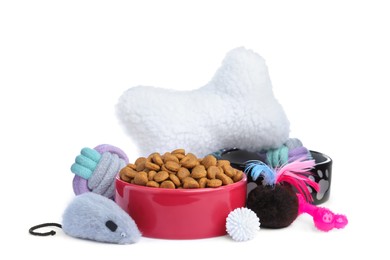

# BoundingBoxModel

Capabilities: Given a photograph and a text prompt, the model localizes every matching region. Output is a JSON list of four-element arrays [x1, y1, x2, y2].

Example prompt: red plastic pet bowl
[[115, 175, 247, 239]]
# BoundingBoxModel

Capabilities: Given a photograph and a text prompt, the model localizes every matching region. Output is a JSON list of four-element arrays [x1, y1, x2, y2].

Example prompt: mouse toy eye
[[105, 220, 118, 232]]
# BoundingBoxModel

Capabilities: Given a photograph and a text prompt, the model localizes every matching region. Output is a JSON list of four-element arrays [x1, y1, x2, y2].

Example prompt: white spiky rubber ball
[[226, 207, 260, 242]]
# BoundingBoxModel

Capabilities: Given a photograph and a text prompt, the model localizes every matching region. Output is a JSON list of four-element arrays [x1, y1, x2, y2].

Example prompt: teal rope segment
[[71, 148, 102, 179], [266, 145, 289, 168], [75, 154, 98, 171], [279, 145, 289, 165], [81, 147, 101, 162], [71, 163, 93, 179]]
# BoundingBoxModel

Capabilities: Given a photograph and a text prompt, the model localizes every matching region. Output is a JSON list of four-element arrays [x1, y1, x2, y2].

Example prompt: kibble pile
[[119, 149, 244, 189]]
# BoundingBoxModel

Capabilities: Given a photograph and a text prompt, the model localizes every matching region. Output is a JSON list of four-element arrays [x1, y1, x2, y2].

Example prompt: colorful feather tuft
[[244, 160, 276, 186], [276, 157, 319, 202]]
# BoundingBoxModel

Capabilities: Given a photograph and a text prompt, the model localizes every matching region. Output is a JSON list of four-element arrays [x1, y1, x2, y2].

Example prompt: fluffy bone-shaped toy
[[116, 47, 290, 157]]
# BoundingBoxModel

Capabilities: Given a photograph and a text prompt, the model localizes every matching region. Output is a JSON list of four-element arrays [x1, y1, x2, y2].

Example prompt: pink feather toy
[[245, 157, 348, 231]]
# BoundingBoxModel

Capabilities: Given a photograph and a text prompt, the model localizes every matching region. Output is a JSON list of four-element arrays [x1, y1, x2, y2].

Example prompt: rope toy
[[70, 144, 129, 200]]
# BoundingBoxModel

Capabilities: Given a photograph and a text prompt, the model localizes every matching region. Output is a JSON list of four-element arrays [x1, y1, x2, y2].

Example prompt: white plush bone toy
[[116, 47, 290, 157]]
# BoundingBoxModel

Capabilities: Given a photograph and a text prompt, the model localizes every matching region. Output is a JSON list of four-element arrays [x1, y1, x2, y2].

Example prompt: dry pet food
[[119, 149, 244, 189]]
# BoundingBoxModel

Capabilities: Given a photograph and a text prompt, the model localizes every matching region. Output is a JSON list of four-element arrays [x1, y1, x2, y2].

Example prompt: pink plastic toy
[[297, 194, 348, 231]]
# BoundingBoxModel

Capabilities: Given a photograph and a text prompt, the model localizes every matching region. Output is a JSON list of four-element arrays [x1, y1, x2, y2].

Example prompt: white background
[[1, 0, 388, 259]]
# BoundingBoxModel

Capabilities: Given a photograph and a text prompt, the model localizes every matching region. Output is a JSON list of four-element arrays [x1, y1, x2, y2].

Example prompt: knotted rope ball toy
[[70, 144, 129, 200]]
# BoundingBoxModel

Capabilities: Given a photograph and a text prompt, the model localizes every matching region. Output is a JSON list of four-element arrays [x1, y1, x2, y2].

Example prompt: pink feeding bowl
[[115, 175, 247, 239]]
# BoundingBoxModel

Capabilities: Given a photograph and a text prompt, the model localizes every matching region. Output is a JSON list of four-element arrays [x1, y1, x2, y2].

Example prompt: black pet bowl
[[212, 148, 332, 205]]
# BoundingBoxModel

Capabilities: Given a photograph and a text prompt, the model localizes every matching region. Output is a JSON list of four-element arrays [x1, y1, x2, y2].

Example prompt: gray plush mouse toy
[[29, 192, 141, 244]]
